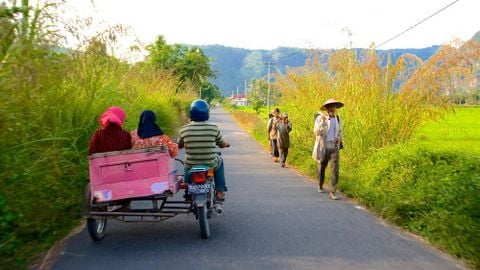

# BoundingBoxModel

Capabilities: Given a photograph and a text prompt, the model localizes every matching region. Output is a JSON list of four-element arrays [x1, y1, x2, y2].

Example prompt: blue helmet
[[189, 99, 209, 121]]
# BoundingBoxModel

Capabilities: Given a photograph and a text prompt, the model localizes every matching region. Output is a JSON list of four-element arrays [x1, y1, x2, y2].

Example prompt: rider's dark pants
[[184, 156, 228, 192], [213, 156, 227, 192]]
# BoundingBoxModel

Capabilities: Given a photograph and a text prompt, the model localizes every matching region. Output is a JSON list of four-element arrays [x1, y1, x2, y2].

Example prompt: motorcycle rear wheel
[[197, 205, 210, 239]]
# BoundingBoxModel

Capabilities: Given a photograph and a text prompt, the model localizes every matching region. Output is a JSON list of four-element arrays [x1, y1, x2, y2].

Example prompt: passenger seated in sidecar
[[87, 107, 181, 203], [89, 106, 132, 155], [130, 110, 178, 158]]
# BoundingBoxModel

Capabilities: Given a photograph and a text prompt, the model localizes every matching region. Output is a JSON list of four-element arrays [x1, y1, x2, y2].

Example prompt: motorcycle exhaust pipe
[[215, 205, 224, 216]]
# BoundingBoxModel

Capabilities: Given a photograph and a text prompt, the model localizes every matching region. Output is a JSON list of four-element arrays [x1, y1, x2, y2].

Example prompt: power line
[[375, 0, 460, 49]]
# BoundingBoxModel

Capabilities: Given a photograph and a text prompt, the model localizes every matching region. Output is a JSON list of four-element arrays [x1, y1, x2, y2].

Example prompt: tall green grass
[[232, 106, 480, 268], [0, 3, 194, 269], [275, 49, 455, 172], [341, 145, 480, 268]]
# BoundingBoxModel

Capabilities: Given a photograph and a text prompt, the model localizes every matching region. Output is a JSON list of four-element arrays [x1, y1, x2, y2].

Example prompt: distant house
[[230, 94, 248, 106]]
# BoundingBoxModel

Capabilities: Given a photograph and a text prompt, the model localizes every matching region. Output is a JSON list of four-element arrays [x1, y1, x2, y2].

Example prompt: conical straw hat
[[320, 98, 344, 111]]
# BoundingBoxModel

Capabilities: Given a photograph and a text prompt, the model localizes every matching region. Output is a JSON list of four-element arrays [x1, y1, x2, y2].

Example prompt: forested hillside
[[201, 45, 440, 95]]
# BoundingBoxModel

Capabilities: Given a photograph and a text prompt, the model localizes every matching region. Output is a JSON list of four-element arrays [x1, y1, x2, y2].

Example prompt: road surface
[[52, 109, 465, 270]]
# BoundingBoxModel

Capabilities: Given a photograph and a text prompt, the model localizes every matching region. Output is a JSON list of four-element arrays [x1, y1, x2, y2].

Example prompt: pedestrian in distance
[[267, 108, 281, 162], [312, 99, 344, 200], [276, 113, 292, 168], [267, 112, 274, 157]]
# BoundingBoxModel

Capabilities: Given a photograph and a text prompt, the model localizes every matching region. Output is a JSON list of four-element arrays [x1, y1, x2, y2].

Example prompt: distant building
[[230, 94, 248, 106]]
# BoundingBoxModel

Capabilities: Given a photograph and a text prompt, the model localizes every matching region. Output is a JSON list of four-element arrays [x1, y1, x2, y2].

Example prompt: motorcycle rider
[[178, 100, 230, 200]]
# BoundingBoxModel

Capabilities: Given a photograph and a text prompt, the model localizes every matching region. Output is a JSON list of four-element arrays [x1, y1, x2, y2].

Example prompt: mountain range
[[200, 30, 480, 96], [201, 45, 441, 96]]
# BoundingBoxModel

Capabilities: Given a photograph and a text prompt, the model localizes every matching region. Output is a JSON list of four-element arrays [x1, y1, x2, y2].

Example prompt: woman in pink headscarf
[[88, 106, 132, 155]]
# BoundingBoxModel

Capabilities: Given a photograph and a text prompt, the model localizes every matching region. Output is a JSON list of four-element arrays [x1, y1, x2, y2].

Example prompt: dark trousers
[[271, 139, 279, 157], [269, 140, 273, 156], [279, 147, 289, 164], [318, 142, 339, 192]]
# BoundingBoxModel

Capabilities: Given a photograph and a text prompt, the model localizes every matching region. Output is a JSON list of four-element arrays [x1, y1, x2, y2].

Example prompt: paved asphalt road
[[52, 109, 465, 270]]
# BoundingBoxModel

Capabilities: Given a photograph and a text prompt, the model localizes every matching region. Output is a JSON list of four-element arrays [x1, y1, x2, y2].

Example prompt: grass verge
[[0, 40, 193, 270], [228, 106, 480, 269]]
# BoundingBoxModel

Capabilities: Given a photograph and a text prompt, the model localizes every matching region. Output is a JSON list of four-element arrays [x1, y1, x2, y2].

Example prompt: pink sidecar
[[83, 146, 191, 241], [88, 146, 180, 202]]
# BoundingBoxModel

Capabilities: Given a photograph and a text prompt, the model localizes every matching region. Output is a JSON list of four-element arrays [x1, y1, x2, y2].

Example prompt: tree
[[200, 82, 222, 104], [175, 48, 215, 86], [147, 35, 176, 69], [248, 78, 280, 110], [146, 36, 216, 93], [248, 78, 268, 106]]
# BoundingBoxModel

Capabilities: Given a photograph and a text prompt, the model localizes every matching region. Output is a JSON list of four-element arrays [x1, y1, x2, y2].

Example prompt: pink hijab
[[99, 106, 126, 129]]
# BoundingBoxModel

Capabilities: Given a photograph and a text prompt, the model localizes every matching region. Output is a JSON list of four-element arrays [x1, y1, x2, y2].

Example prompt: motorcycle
[[185, 163, 224, 239], [83, 146, 226, 241]]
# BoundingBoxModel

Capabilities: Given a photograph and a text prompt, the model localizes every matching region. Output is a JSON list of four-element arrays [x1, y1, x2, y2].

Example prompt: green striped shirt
[[179, 121, 224, 168]]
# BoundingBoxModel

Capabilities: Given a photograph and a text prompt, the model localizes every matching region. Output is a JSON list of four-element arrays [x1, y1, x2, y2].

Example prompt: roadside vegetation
[[0, 2, 218, 268], [229, 42, 480, 268]]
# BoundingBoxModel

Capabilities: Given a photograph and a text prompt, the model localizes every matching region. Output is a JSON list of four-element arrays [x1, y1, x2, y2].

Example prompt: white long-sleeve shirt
[[312, 113, 342, 161]]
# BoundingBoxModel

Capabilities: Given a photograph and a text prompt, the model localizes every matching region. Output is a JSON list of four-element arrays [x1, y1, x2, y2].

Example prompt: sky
[[60, 0, 480, 50]]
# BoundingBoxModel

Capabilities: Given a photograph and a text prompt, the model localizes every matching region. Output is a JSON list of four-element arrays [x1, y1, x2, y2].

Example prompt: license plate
[[188, 184, 211, 193]]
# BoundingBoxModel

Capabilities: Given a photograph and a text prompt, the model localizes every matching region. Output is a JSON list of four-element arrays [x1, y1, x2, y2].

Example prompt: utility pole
[[264, 61, 275, 113], [244, 80, 248, 106]]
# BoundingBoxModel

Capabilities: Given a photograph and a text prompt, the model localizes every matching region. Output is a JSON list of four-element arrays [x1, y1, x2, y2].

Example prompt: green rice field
[[414, 107, 480, 153]]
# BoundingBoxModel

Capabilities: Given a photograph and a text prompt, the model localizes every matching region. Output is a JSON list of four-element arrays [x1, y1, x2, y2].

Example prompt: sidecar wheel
[[87, 218, 107, 241], [82, 183, 92, 217]]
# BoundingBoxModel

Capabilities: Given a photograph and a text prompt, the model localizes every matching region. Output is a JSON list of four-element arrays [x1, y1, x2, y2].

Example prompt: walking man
[[267, 112, 274, 157], [267, 108, 281, 162], [312, 99, 344, 200], [276, 113, 292, 168]]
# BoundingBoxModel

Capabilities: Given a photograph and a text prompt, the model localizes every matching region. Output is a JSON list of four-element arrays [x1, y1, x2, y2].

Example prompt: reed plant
[[275, 43, 479, 173], [230, 42, 480, 268], [0, 2, 194, 268]]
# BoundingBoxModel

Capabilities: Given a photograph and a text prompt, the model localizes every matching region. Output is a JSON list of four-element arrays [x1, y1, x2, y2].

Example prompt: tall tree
[[200, 82, 222, 104], [147, 35, 176, 69], [175, 48, 215, 86], [146, 36, 217, 94], [248, 78, 268, 106]]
